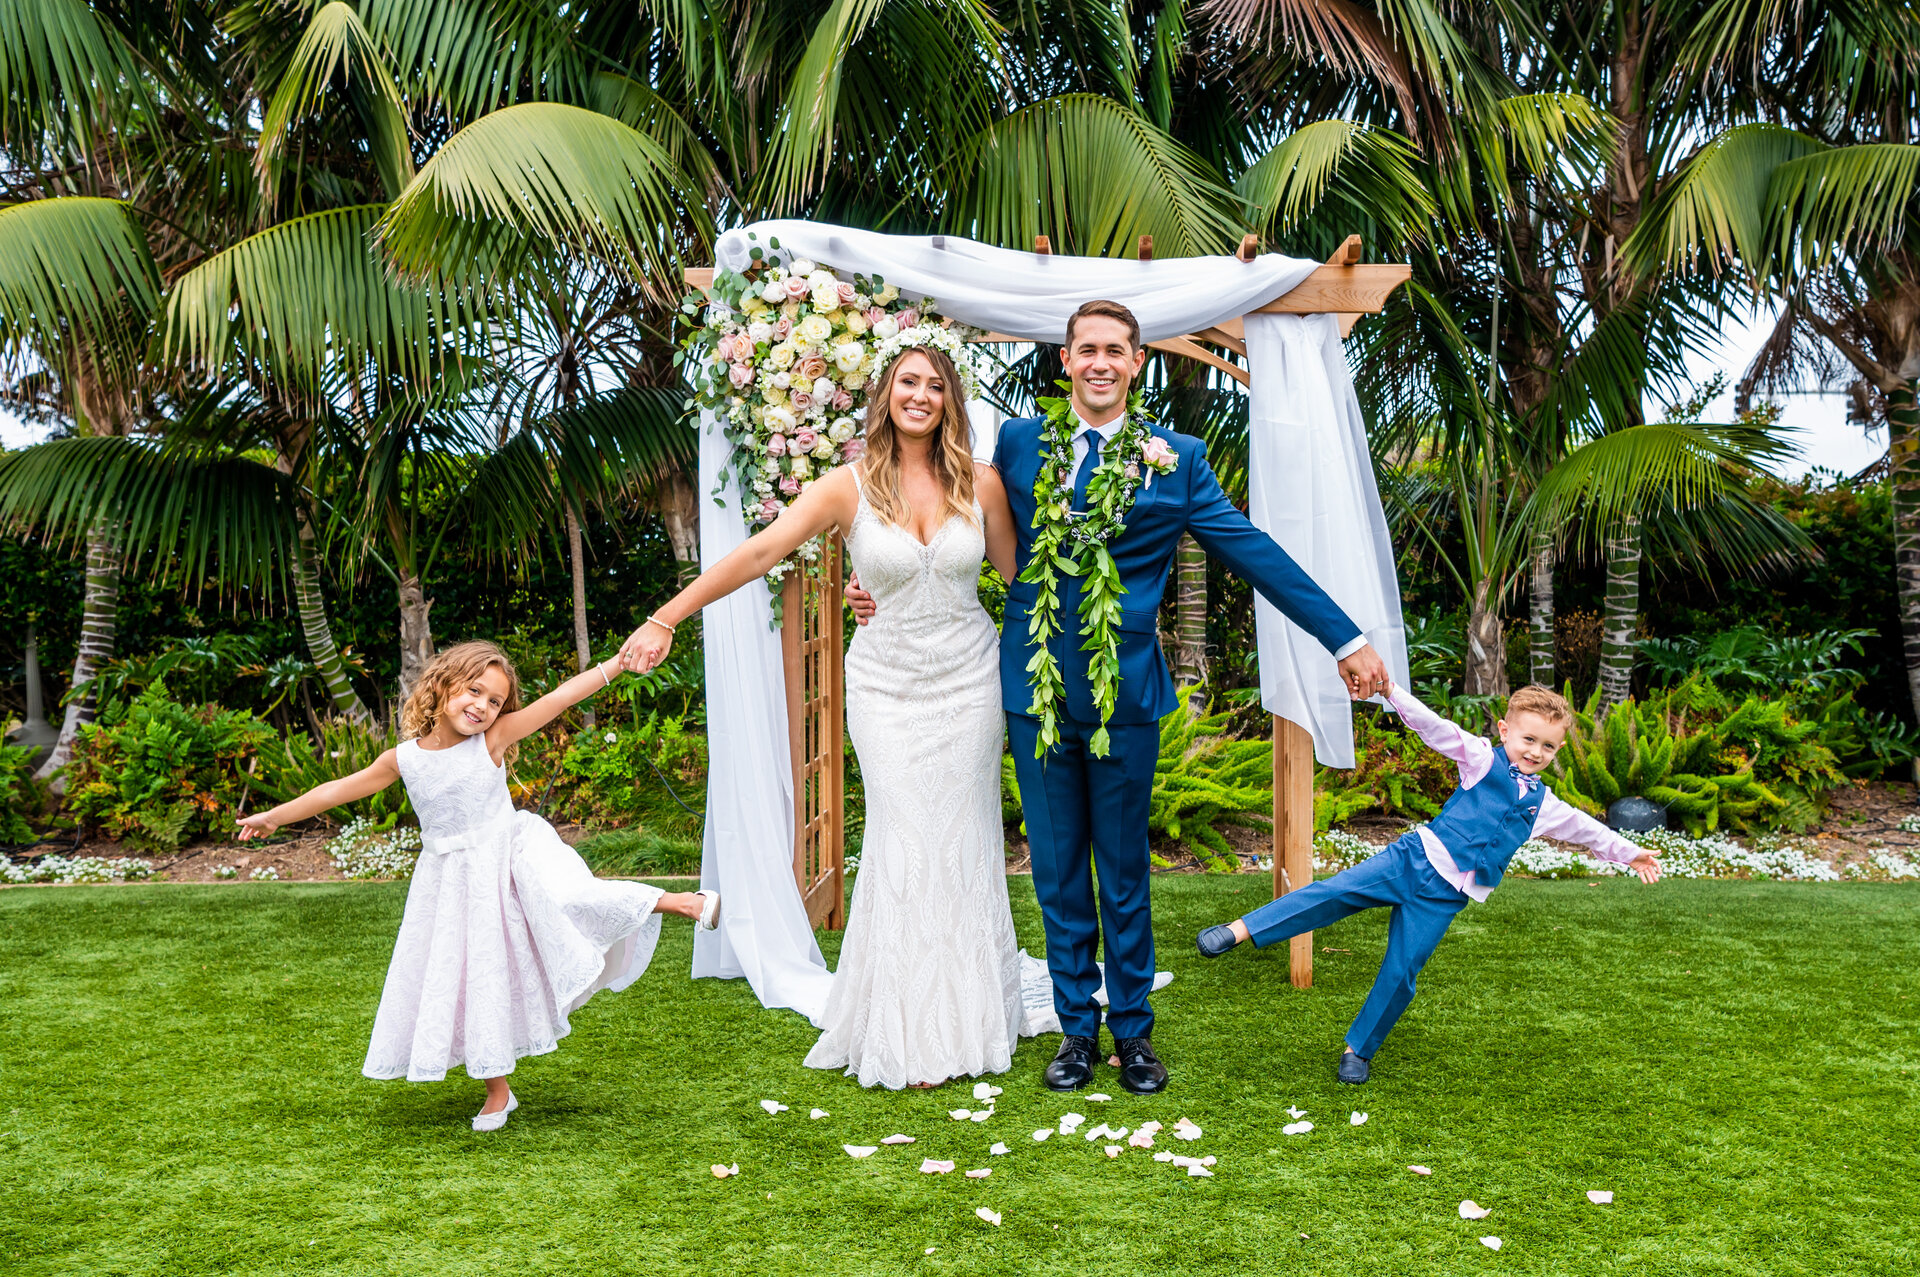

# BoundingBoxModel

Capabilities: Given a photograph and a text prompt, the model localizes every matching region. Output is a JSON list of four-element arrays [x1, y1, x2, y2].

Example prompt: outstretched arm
[[486, 657, 628, 757], [1383, 680, 1493, 786], [620, 466, 860, 671], [1182, 441, 1387, 698], [237, 749, 401, 837], [1534, 794, 1663, 884]]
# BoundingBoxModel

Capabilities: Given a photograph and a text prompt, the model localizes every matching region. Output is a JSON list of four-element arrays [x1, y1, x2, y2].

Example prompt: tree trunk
[[567, 504, 594, 729], [1464, 575, 1509, 697], [1528, 531, 1556, 688], [35, 524, 118, 785], [1596, 515, 1642, 712], [396, 574, 434, 705], [659, 461, 702, 587], [1173, 533, 1207, 708], [1889, 380, 1920, 739], [292, 516, 372, 724]]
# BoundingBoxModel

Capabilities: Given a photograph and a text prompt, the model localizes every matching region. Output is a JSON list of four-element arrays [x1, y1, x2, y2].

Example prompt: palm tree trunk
[[1173, 533, 1207, 707], [658, 461, 701, 588], [396, 574, 434, 705], [1888, 380, 1920, 738], [35, 524, 118, 784], [1596, 515, 1642, 712], [567, 504, 594, 729], [292, 518, 372, 724], [1464, 574, 1509, 697], [1528, 531, 1556, 687]]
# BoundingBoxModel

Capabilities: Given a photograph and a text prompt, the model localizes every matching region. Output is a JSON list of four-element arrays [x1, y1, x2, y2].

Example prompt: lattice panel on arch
[[781, 542, 846, 931]]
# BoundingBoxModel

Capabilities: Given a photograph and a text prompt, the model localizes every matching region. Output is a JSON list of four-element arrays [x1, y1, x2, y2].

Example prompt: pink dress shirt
[[1385, 685, 1644, 902]]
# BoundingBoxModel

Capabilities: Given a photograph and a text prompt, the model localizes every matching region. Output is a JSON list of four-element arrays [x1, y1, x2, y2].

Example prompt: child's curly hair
[[1504, 683, 1572, 726], [401, 641, 523, 760]]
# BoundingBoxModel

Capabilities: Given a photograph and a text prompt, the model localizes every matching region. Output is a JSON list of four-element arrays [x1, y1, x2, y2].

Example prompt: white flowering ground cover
[[3, 874, 1915, 1276]]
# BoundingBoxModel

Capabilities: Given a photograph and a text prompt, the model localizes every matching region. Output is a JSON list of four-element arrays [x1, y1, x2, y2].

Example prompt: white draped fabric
[[692, 222, 1406, 1013]]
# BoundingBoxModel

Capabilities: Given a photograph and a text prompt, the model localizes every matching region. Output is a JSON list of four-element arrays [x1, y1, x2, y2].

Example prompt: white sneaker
[[472, 1090, 518, 1132], [696, 889, 722, 931]]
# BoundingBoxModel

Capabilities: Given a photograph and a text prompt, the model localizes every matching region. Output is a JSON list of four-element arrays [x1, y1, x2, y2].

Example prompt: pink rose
[[783, 276, 810, 299], [793, 428, 818, 451], [714, 333, 735, 362], [789, 391, 814, 413], [864, 306, 885, 326], [897, 308, 921, 329], [837, 281, 858, 305], [728, 362, 754, 388], [759, 498, 783, 521], [1140, 437, 1177, 470], [797, 353, 829, 381], [779, 475, 802, 495], [766, 433, 787, 457], [840, 438, 865, 462], [772, 317, 794, 341], [831, 388, 853, 411]]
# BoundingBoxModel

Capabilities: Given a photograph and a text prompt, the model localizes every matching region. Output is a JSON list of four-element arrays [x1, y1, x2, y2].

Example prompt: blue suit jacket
[[994, 415, 1363, 725]]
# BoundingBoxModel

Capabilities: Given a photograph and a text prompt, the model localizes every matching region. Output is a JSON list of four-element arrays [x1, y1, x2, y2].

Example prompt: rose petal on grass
[[919, 1159, 955, 1174], [970, 1110, 992, 1123], [1187, 1164, 1214, 1177], [1349, 1112, 1368, 1126], [1139, 1121, 1164, 1135], [966, 1168, 991, 1179], [1172, 1118, 1203, 1141], [1587, 1190, 1614, 1205], [1459, 1201, 1492, 1220], [1282, 1121, 1313, 1135], [972, 1083, 1003, 1101], [990, 1142, 1009, 1155], [843, 1145, 878, 1158], [880, 1134, 916, 1145], [949, 1109, 973, 1121], [711, 1163, 739, 1178], [1408, 1165, 1432, 1175], [1153, 1151, 1175, 1163], [975, 1207, 1002, 1227], [809, 1108, 830, 1120], [1107, 1054, 1122, 1067], [759, 1100, 788, 1115], [1087, 1093, 1112, 1102], [1286, 1106, 1307, 1120], [1480, 1237, 1502, 1251], [1032, 1129, 1052, 1142], [1128, 1131, 1155, 1149], [1082, 1123, 1112, 1142], [1104, 1145, 1122, 1158]]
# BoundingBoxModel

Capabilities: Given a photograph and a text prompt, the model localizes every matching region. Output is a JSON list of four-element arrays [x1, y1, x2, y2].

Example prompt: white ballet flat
[[696, 889, 722, 931], [472, 1090, 518, 1132]]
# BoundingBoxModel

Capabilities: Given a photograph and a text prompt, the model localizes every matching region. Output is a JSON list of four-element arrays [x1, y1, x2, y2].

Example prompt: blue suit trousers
[[1238, 835, 1467, 1059], [1007, 712, 1160, 1041]]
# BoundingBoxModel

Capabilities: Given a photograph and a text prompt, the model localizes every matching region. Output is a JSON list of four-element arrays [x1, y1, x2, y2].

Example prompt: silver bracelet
[[597, 659, 612, 688]]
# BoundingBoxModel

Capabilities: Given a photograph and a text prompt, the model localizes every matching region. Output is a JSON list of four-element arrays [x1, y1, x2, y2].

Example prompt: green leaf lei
[[1018, 385, 1156, 759]]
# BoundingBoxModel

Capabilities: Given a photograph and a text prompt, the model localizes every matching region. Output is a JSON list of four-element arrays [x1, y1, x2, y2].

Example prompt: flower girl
[[237, 640, 719, 1130]]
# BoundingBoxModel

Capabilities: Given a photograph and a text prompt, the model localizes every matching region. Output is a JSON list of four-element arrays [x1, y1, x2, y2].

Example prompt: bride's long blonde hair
[[856, 346, 978, 529]]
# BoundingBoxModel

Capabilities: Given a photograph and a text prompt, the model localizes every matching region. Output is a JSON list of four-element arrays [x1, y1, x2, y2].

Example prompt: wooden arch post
[[684, 237, 1409, 948]]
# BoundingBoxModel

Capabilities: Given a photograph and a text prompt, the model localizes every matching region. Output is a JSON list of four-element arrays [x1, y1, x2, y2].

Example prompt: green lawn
[[2, 875, 1916, 1276]]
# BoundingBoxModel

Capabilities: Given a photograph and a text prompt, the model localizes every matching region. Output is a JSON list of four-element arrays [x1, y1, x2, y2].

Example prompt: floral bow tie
[[1509, 764, 1541, 792]]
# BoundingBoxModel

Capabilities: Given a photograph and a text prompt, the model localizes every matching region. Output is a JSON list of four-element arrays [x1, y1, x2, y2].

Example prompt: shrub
[[575, 828, 703, 877], [1146, 701, 1278, 872], [327, 816, 423, 880], [0, 735, 39, 843], [256, 717, 413, 825], [63, 684, 275, 853], [555, 713, 707, 835]]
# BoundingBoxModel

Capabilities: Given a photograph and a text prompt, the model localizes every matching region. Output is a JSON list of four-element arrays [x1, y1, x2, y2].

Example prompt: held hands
[[619, 617, 675, 674], [1336, 644, 1390, 702], [845, 572, 875, 626]]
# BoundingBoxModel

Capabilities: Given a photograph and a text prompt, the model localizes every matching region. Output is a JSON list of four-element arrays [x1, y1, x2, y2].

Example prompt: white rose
[[765, 405, 798, 432], [741, 295, 769, 315], [874, 283, 900, 304], [761, 457, 780, 477], [766, 342, 796, 370], [844, 311, 869, 334], [812, 376, 837, 401], [832, 341, 866, 372], [789, 455, 811, 479], [871, 316, 899, 341], [811, 436, 833, 459], [852, 292, 871, 309], [771, 371, 792, 389], [797, 314, 834, 345], [789, 258, 816, 276], [761, 278, 787, 303], [828, 418, 855, 444], [747, 321, 773, 343], [811, 285, 840, 313], [779, 297, 801, 320], [807, 269, 836, 292]]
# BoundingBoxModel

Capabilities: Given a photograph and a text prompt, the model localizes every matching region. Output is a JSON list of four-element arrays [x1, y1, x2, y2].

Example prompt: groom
[[853, 300, 1387, 1093]]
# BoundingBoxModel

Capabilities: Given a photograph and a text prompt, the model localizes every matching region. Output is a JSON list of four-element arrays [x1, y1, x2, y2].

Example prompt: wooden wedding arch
[[685, 234, 1409, 987]]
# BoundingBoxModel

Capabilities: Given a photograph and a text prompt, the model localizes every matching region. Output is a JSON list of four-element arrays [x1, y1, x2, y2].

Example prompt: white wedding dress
[[803, 478, 1028, 1089], [362, 731, 666, 1082]]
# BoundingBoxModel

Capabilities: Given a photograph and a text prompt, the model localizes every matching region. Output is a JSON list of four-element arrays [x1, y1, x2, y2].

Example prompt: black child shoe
[[1114, 1036, 1169, 1095], [1044, 1034, 1098, 1091], [1196, 924, 1241, 958], [1337, 1048, 1370, 1085]]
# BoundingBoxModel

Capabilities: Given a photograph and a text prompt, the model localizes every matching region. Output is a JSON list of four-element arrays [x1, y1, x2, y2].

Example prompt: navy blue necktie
[[1071, 431, 1103, 511]]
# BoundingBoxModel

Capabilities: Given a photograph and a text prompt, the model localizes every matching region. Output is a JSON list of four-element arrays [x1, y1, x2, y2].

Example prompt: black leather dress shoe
[[1113, 1036, 1168, 1094], [1044, 1035, 1098, 1090], [1196, 924, 1241, 957], [1337, 1048, 1370, 1084]]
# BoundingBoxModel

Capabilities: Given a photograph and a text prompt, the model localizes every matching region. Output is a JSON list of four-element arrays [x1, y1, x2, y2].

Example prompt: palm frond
[[1769, 142, 1920, 272], [0, 197, 158, 364], [1626, 122, 1825, 278], [374, 102, 707, 288], [356, 0, 589, 122], [0, 0, 143, 149], [1490, 92, 1616, 184], [944, 93, 1247, 257], [256, 1, 414, 199], [1235, 118, 1433, 246]]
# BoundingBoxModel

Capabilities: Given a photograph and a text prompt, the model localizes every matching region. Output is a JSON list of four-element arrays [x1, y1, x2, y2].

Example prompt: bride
[[619, 342, 1025, 1089]]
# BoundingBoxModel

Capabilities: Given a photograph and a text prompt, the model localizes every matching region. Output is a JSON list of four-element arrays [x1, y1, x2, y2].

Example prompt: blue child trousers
[[1237, 834, 1469, 1059]]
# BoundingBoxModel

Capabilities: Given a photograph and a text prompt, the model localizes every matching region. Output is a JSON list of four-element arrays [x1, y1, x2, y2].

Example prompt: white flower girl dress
[[362, 730, 666, 1082]]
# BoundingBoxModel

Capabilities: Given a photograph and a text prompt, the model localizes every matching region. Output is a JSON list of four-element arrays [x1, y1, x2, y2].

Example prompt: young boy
[[1196, 682, 1661, 1084]]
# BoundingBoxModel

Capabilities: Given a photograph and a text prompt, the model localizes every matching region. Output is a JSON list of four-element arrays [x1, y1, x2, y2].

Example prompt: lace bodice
[[397, 731, 514, 843], [843, 481, 996, 677]]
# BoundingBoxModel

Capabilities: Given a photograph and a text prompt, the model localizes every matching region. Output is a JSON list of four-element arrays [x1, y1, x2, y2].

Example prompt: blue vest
[[1425, 745, 1544, 890]]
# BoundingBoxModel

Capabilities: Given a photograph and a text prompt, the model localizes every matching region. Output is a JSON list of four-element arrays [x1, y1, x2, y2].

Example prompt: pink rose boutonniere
[[1138, 436, 1178, 487]]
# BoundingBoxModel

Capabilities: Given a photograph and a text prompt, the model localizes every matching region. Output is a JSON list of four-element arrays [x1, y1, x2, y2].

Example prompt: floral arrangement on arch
[[678, 235, 978, 581]]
